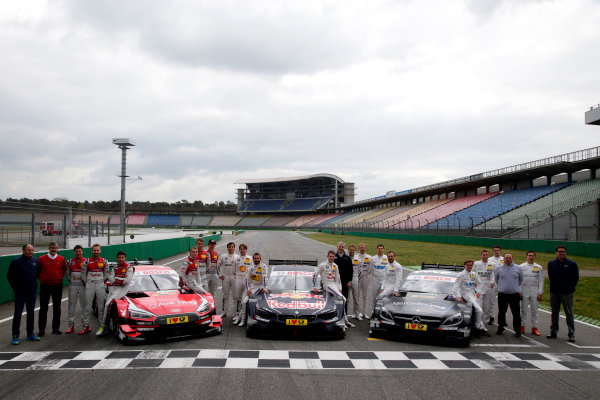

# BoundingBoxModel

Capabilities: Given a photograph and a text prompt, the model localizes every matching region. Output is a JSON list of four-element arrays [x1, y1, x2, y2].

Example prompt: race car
[[369, 264, 474, 346], [105, 264, 222, 343], [246, 261, 346, 339]]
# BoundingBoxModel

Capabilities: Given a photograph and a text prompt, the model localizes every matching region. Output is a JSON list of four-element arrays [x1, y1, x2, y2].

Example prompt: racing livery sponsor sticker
[[407, 275, 455, 282], [267, 300, 326, 309]]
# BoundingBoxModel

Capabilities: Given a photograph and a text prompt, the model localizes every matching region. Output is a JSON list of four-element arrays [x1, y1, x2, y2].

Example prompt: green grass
[[541, 277, 600, 322], [305, 232, 600, 269], [307, 232, 600, 322]]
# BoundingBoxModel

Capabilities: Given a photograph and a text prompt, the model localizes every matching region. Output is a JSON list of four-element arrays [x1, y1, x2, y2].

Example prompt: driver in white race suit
[[370, 244, 388, 303], [377, 251, 403, 298], [237, 252, 268, 327], [97, 251, 134, 336], [233, 244, 252, 325], [179, 247, 206, 294], [217, 242, 241, 319], [473, 249, 496, 328], [520, 250, 544, 336], [351, 243, 373, 319], [454, 260, 491, 337], [313, 250, 354, 328]]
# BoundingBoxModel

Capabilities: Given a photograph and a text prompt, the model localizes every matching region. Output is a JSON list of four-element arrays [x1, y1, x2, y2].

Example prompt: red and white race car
[[105, 264, 222, 343]]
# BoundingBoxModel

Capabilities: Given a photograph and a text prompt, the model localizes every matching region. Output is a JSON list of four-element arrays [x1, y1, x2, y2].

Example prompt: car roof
[[271, 265, 316, 272], [132, 265, 177, 274], [409, 269, 459, 277]]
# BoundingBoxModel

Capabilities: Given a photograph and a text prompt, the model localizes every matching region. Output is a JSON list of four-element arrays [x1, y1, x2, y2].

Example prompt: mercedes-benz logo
[[411, 316, 421, 324]]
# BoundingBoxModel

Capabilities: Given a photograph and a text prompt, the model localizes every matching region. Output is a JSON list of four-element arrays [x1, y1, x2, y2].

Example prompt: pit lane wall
[[320, 231, 600, 258], [0, 234, 221, 304]]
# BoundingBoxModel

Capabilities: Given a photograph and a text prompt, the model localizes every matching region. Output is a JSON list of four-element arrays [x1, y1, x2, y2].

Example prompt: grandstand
[[235, 174, 354, 213]]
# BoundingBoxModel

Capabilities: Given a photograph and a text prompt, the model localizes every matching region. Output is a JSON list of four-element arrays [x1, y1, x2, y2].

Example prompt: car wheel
[[109, 307, 128, 345]]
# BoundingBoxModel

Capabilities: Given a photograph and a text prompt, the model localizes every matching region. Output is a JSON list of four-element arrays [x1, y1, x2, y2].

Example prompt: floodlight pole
[[113, 138, 136, 237]]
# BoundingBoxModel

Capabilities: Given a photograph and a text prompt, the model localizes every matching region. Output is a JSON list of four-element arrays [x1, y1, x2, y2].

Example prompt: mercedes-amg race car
[[369, 264, 474, 346], [246, 262, 346, 339], [105, 264, 222, 344]]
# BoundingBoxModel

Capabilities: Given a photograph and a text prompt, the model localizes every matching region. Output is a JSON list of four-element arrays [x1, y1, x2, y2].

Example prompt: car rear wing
[[421, 262, 464, 272], [269, 259, 318, 266], [107, 258, 154, 268]]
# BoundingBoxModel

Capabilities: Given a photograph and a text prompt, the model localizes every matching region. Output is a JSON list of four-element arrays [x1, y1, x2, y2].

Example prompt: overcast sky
[[1, 0, 599, 204]]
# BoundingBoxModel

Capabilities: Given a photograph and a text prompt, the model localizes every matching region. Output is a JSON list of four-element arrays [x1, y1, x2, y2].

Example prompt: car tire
[[109, 307, 128, 345]]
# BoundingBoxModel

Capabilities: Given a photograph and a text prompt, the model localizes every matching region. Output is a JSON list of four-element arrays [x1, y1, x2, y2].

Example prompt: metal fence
[[0, 212, 128, 250]]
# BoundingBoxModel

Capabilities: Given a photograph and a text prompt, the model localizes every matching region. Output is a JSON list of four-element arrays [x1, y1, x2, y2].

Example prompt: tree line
[[2, 198, 237, 212]]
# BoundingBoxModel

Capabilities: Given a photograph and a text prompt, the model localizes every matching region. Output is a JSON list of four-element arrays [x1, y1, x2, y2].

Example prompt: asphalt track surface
[[0, 231, 598, 400]]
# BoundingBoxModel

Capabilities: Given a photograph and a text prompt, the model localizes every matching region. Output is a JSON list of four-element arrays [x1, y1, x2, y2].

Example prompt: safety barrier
[[0, 234, 221, 304], [320, 230, 600, 258]]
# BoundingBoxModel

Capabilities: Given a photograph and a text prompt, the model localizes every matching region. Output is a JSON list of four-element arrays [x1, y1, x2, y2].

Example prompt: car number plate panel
[[167, 316, 189, 324], [286, 319, 307, 326], [405, 323, 427, 331]]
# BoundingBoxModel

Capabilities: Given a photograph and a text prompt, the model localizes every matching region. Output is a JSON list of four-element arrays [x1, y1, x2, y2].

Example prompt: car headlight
[[255, 306, 275, 319], [380, 307, 393, 320], [319, 309, 337, 321], [442, 312, 463, 326], [129, 309, 155, 319], [196, 299, 210, 314]]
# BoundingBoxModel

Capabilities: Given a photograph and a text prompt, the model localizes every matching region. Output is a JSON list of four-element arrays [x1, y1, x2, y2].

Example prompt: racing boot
[[65, 324, 75, 334], [520, 326, 525, 334], [78, 326, 91, 335], [356, 313, 363, 321], [345, 315, 356, 328], [232, 313, 239, 325], [488, 317, 494, 326], [531, 327, 540, 336], [96, 324, 106, 336], [237, 313, 246, 327]]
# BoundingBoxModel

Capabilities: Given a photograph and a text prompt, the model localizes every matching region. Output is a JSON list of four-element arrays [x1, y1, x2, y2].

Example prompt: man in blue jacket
[[7, 244, 41, 344], [546, 245, 579, 342]]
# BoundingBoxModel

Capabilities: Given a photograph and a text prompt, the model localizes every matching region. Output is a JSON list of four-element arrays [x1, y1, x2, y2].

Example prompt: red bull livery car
[[105, 264, 222, 343]]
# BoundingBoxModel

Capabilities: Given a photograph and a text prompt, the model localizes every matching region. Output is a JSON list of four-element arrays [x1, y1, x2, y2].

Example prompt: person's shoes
[[356, 313, 363, 321], [364, 314, 370, 319], [26, 334, 40, 341], [520, 326, 525, 334], [96, 325, 106, 336], [478, 329, 491, 337], [237, 320, 245, 327], [232, 316, 239, 324], [531, 327, 540, 336], [515, 332, 521, 338], [11, 336, 19, 345], [65, 325, 75, 334], [488, 317, 495, 326], [568, 335, 575, 343], [52, 330, 62, 335], [345, 317, 356, 328], [219, 313, 227, 318], [546, 332, 557, 339], [78, 326, 91, 335], [38, 331, 45, 337], [496, 328, 504, 335]]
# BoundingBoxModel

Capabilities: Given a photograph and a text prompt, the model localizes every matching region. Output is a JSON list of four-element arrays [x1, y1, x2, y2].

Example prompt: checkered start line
[[0, 350, 598, 371]]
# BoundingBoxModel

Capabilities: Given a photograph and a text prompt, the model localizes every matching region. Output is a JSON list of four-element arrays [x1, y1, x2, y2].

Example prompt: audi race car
[[369, 264, 474, 347], [246, 262, 346, 339], [105, 264, 222, 344]]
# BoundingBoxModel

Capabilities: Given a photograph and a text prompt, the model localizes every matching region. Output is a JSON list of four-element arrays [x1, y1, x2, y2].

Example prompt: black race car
[[246, 262, 346, 339], [369, 264, 474, 346]]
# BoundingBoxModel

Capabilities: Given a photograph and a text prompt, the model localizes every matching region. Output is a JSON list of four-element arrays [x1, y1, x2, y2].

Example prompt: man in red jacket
[[37, 242, 67, 336]]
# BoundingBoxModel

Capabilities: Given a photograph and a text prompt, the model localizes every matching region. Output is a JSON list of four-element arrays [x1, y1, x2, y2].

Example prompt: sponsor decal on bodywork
[[267, 300, 326, 309]]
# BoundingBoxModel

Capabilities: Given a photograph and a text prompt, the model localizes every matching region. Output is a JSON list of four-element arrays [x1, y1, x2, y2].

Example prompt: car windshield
[[267, 271, 319, 293], [127, 273, 181, 292], [400, 274, 457, 295]]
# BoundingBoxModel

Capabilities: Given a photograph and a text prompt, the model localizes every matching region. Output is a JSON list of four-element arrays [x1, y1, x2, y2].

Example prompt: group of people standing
[[177, 238, 268, 327], [6, 239, 580, 344], [7, 242, 133, 344], [457, 245, 579, 342]]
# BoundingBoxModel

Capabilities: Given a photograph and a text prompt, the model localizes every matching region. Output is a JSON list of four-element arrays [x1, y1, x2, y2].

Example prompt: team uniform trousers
[[38, 283, 63, 332], [550, 292, 575, 337]]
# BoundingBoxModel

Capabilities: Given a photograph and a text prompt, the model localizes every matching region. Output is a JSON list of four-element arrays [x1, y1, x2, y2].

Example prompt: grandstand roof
[[235, 173, 345, 185]]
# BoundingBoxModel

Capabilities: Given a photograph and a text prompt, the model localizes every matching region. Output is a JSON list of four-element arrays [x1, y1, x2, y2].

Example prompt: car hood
[[261, 291, 330, 312], [128, 290, 202, 314], [382, 292, 462, 317]]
